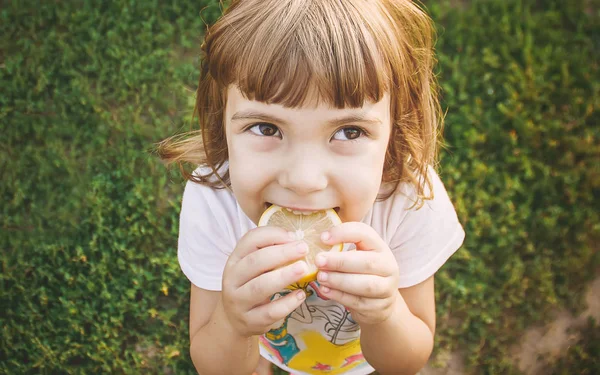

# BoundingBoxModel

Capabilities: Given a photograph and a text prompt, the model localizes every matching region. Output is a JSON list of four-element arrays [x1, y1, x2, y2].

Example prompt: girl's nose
[[278, 152, 328, 195]]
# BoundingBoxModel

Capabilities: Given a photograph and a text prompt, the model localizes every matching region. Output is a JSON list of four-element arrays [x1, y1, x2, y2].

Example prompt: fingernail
[[318, 271, 328, 282], [315, 254, 326, 267], [321, 286, 330, 293], [288, 231, 298, 240], [293, 261, 306, 274], [321, 231, 331, 242], [297, 242, 308, 255], [296, 290, 306, 300]]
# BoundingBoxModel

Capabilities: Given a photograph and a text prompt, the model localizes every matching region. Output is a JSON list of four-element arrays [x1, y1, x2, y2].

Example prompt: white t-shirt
[[178, 166, 465, 375]]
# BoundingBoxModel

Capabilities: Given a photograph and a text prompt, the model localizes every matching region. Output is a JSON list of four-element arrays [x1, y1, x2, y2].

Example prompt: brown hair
[[157, 0, 443, 205]]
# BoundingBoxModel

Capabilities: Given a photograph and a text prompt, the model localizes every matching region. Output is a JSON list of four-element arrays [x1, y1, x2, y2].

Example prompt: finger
[[316, 286, 387, 313], [246, 289, 307, 330], [316, 271, 395, 298], [234, 241, 309, 285], [239, 260, 310, 304], [314, 250, 395, 276], [320, 222, 386, 252], [232, 226, 296, 262]]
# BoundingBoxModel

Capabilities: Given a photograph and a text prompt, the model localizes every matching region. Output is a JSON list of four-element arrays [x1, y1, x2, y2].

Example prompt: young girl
[[159, 0, 465, 374]]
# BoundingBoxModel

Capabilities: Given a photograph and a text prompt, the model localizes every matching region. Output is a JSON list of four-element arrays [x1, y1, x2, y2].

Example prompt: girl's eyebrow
[[231, 111, 283, 124], [230, 110, 382, 127], [329, 114, 383, 127]]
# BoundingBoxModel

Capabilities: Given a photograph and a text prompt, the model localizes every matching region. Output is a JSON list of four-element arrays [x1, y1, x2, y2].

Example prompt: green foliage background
[[1, 0, 598, 374]]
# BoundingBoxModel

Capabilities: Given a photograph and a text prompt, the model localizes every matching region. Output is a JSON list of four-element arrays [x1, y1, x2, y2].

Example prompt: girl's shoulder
[[183, 165, 237, 212], [180, 165, 253, 243], [369, 167, 465, 287], [366, 166, 461, 242]]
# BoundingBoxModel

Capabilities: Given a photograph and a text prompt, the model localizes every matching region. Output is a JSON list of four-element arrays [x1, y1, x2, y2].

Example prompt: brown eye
[[344, 128, 361, 139], [332, 127, 363, 141], [248, 123, 281, 137], [259, 124, 277, 136]]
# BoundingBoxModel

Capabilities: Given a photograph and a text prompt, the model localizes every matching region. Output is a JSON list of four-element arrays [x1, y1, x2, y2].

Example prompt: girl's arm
[[360, 276, 436, 375], [187, 226, 309, 375], [188, 284, 260, 375]]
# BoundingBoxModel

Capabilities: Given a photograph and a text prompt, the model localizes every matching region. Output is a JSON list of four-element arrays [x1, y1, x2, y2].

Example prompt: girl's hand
[[315, 222, 401, 327], [221, 226, 310, 338]]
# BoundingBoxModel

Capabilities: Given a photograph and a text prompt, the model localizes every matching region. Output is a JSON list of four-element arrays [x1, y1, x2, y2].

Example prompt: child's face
[[225, 86, 391, 225]]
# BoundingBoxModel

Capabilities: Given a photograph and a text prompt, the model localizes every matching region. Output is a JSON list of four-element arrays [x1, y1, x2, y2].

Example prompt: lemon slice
[[258, 205, 343, 285]]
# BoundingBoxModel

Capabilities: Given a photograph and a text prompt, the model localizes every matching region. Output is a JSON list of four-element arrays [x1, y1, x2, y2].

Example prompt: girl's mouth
[[264, 202, 340, 215]]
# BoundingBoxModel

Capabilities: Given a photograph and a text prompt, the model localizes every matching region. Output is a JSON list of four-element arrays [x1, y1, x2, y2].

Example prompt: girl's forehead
[[226, 86, 390, 121]]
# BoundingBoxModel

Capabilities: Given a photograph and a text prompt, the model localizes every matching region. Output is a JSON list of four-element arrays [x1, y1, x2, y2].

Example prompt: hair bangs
[[206, 0, 392, 109]]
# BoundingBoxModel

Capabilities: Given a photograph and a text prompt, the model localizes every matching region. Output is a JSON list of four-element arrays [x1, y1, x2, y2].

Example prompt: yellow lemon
[[258, 205, 343, 284]]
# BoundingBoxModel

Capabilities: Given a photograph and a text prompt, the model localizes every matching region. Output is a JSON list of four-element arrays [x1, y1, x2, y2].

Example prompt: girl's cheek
[[331, 141, 369, 157], [229, 137, 278, 162], [243, 137, 281, 154]]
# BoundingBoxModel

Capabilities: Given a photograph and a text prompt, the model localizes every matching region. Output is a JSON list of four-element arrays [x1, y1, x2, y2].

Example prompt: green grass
[[1, 0, 599, 374]]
